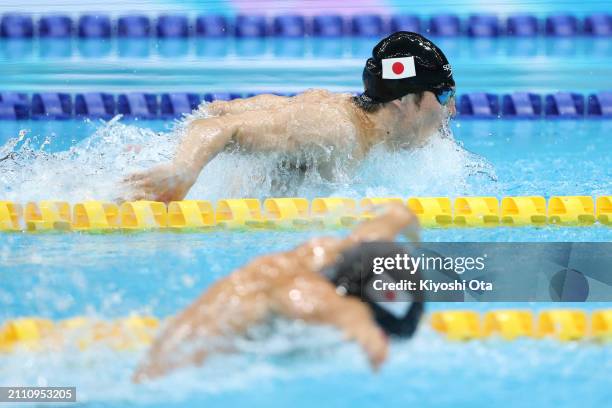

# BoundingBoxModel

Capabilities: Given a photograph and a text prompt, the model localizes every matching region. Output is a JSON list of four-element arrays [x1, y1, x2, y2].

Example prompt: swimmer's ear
[[388, 95, 412, 111]]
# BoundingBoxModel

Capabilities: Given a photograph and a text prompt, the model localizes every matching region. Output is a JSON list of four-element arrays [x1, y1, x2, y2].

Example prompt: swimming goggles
[[433, 87, 456, 106]]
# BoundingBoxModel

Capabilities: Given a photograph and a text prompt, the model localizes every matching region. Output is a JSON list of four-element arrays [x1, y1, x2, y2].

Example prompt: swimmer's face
[[392, 92, 455, 144]]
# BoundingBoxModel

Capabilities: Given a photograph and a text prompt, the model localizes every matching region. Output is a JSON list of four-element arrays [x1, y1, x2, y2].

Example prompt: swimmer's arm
[[133, 258, 282, 382], [173, 116, 240, 175], [343, 202, 419, 246], [176, 109, 292, 174], [296, 203, 419, 267], [272, 277, 388, 370]]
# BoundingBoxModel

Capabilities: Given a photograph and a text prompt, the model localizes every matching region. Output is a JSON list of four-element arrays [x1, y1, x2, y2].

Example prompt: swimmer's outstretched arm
[[122, 109, 288, 202], [304, 202, 420, 266]]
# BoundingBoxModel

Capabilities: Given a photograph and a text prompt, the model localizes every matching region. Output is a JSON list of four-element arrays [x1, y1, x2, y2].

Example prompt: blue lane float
[[351, 14, 386, 37], [584, 14, 612, 36], [389, 15, 420, 33], [38, 15, 73, 38], [78, 15, 112, 38], [118, 15, 150, 38], [195, 15, 228, 37], [502, 93, 543, 118], [235, 15, 267, 38], [156, 15, 189, 38], [1, 13, 611, 39], [203, 93, 241, 102], [545, 92, 585, 117], [160, 93, 201, 118], [458, 93, 499, 118], [507, 15, 539, 36], [1, 91, 611, 120], [467, 15, 500, 37], [312, 15, 344, 37], [545, 14, 579, 37], [429, 14, 462, 36], [117, 93, 159, 119], [273, 15, 306, 38], [587, 92, 612, 117], [75, 93, 115, 119], [31, 93, 72, 120], [0, 92, 29, 120], [0, 14, 33, 38]]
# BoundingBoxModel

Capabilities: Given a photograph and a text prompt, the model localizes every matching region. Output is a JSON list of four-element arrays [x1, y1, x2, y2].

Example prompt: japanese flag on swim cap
[[359, 31, 455, 104]]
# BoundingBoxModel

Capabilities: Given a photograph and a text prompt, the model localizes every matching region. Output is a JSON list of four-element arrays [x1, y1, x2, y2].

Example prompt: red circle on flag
[[392, 62, 404, 75]]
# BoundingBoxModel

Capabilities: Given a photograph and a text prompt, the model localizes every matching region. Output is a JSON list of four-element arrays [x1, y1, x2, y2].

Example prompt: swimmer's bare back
[[132, 203, 418, 382], [121, 90, 373, 203]]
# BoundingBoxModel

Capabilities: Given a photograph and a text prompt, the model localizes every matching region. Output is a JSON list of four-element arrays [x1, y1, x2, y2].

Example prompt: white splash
[[0, 110, 496, 202]]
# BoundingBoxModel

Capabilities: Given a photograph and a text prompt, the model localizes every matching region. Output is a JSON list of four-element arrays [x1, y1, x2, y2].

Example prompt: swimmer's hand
[[350, 322, 389, 371], [121, 162, 198, 203]]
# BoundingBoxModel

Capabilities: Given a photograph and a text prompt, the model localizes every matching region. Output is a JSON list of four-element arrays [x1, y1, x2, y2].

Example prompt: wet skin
[[121, 89, 455, 202], [132, 203, 419, 382]]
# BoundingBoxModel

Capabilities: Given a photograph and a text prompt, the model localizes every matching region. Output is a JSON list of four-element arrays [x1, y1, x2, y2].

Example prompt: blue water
[[1, 31, 611, 408]]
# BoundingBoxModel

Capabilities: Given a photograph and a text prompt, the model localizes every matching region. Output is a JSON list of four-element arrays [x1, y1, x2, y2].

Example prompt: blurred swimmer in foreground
[[133, 203, 423, 382], [122, 32, 456, 202]]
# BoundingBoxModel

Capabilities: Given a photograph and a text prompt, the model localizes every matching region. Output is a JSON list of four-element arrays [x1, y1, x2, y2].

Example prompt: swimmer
[[122, 32, 456, 202], [133, 203, 423, 382]]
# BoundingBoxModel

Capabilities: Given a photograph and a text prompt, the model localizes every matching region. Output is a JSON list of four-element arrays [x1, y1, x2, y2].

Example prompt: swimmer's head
[[322, 242, 425, 338], [357, 31, 455, 107]]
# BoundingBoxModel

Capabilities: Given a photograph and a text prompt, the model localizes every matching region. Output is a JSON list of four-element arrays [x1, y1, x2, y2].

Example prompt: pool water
[[1, 31, 611, 408]]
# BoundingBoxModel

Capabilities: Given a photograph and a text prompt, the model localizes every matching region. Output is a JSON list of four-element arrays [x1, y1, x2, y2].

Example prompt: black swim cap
[[359, 31, 455, 104], [323, 242, 425, 338]]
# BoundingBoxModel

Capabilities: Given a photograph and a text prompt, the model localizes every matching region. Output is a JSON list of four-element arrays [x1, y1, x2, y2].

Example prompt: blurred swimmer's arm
[[344, 202, 419, 246], [208, 94, 289, 116], [132, 262, 274, 382], [294, 203, 419, 265], [271, 275, 388, 370]]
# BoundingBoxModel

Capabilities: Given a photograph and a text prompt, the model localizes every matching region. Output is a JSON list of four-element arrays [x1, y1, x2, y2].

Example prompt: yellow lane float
[[72, 201, 119, 231], [537, 309, 588, 341], [591, 309, 612, 341], [0, 201, 21, 231], [596, 196, 611, 225], [483, 310, 534, 340], [25, 201, 71, 231], [1, 309, 611, 353], [0, 196, 609, 232], [168, 200, 215, 229], [548, 196, 595, 225], [454, 197, 500, 226], [407, 197, 453, 227], [215, 199, 263, 228], [408, 197, 453, 227], [501, 196, 547, 226], [263, 198, 310, 227], [0, 318, 54, 352], [430, 310, 482, 341], [311, 197, 357, 227], [119, 201, 167, 230]]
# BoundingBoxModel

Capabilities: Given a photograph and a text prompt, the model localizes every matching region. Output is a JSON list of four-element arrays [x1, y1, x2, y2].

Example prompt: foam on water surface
[[0, 106, 496, 202]]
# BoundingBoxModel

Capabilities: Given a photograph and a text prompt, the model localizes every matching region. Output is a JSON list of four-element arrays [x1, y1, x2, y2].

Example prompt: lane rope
[[0, 196, 610, 232], [1, 309, 610, 353]]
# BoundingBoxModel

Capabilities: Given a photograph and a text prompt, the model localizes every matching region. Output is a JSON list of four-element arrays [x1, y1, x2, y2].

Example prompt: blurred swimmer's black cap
[[323, 242, 425, 338], [358, 31, 455, 104]]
